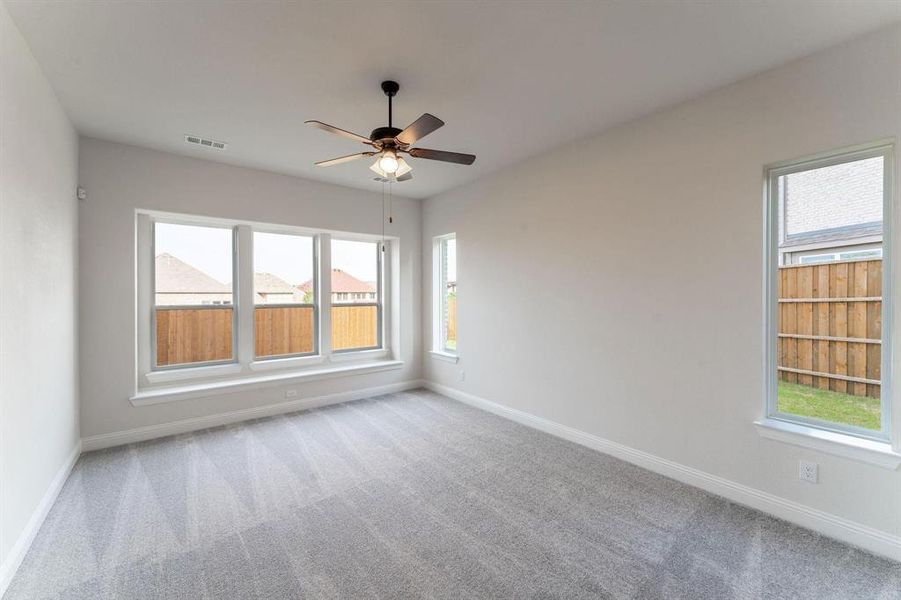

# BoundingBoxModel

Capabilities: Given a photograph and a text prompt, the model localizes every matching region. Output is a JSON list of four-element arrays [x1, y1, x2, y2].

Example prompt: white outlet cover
[[285, 389, 298, 398], [799, 460, 819, 483]]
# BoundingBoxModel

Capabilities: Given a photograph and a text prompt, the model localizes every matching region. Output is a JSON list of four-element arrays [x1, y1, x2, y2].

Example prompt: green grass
[[777, 381, 880, 430], [445, 339, 457, 351]]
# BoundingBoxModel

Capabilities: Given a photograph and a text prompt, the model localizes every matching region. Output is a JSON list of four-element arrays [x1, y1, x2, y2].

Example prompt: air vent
[[184, 134, 227, 150]]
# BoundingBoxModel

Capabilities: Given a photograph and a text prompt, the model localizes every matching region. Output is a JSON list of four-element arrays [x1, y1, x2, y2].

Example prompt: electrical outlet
[[285, 389, 298, 399], [799, 460, 818, 483], [458, 371, 465, 382]]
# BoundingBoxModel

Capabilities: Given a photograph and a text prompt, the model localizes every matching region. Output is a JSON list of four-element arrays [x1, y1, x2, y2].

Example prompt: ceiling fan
[[305, 80, 476, 183]]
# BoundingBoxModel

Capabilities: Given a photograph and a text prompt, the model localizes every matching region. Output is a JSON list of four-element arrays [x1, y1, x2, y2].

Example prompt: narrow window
[[435, 234, 457, 353], [767, 144, 891, 440], [153, 222, 235, 368], [253, 231, 316, 359], [330, 239, 381, 352]]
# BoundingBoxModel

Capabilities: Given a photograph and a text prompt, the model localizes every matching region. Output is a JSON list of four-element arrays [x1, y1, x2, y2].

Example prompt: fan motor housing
[[370, 126, 402, 143]]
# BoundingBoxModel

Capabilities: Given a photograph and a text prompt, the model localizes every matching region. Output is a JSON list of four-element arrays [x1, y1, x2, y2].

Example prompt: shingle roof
[[254, 272, 298, 295], [297, 269, 375, 293], [155, 253, 230, 293]]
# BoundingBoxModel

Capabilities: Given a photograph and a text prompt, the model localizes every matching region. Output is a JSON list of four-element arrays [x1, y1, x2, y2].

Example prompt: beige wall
[[423, 25, 901, 539], [0, 1, 79, 581]]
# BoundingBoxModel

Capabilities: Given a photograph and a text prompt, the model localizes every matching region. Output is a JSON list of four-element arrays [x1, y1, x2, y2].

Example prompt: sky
[[155, 223, 379, 286], [255, 231, 313, 284]]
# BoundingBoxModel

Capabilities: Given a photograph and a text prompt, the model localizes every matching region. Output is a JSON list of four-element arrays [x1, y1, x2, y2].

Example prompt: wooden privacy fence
[[447, 296, 457, 343], [156, 307, 233, 366], [255, 306, 314, 357], [778, 258, 881, 398], [156, 304, 378, 366], [331, 305, 378, 350]]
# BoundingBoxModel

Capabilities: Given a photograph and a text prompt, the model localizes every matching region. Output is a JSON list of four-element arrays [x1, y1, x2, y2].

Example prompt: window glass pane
[[331, 239, 379, 351], [254, 232, 315, 358], [839, 249, 882, 260], [441, 237, 457, 352], [154, 222, 233, 367], [775, 155, 883, 431], [798, 254, 837, 264]]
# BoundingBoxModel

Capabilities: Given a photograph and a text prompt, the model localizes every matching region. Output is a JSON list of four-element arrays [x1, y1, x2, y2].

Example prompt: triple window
[[142, 213, 389, 380], [765, 142, 892, 441]]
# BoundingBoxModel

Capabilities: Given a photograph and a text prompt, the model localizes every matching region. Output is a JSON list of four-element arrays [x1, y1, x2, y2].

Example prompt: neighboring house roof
[[254, 272, 297, 295], [297, 269, 375, 293], [155, 253, 230, 293]]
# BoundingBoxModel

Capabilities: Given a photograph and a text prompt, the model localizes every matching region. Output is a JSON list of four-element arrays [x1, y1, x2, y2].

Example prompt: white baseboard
[[425, 381, 901, 563], [0, 441, 81, 598], [82, 379, 426, 451]]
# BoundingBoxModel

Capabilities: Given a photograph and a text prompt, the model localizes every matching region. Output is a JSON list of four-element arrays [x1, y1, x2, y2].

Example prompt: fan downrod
[[373, 80, 402, 141]]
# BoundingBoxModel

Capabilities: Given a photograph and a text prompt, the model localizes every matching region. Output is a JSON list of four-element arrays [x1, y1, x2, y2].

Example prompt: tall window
[[330, 239, 381, 352], [435, 234, 457, 353], [153, 222, 235, 368], [254, 231, 316, 359], [766, 143, 891, 441]]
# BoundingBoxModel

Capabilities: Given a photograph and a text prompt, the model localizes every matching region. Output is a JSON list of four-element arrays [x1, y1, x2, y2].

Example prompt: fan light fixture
[[370, 153, 412, 179], [378, 150, 399, 174]]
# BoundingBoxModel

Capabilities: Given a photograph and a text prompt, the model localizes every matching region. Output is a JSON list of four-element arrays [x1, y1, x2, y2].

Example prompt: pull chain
[[381, 180, 386, 253]]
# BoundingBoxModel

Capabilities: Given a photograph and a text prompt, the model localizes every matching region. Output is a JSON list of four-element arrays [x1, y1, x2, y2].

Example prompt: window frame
[[251, 227, 319, 361], [764, 141, 894, 443], [150, 219, 239, 371], [137, 211, 397, 388], [433, 233, 457, 355]]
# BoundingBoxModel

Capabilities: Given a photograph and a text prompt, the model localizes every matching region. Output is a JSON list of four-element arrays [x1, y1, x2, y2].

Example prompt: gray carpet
[[6, 389, 900, 599]]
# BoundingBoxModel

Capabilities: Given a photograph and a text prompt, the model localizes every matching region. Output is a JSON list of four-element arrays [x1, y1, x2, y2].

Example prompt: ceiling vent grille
[[184, 134, 227, 150]]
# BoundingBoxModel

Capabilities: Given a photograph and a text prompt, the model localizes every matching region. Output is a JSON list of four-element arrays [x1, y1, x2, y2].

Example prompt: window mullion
[[235, 225, 255, 366], [319, 233, 333, 358], [137, 214, 153, 377]]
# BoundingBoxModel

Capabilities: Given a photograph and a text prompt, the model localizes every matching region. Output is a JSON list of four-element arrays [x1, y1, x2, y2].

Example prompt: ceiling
[[7, 1, 901, 199]]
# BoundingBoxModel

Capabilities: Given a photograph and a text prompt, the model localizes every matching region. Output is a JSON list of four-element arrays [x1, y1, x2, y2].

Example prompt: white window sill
[[329, 348, 389, 363], [249, 354, 326, 372], [145, 362, 242, 384], [754, 419, 901, 470], [131, 359, 403, 406], [429, 350, 459, 364]]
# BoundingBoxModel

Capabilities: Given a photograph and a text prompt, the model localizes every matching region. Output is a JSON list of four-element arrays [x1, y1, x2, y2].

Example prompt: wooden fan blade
[[315, 152, 373, 167], [396, 113, 444, 145], [305, 120, 373, 145], [408, 147, 476, 165]]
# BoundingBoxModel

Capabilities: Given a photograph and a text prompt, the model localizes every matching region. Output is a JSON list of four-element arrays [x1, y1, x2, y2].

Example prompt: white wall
[[78, 138, 421, 438], [423, 25, 901, 538], [0, 0, 79, 576]]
